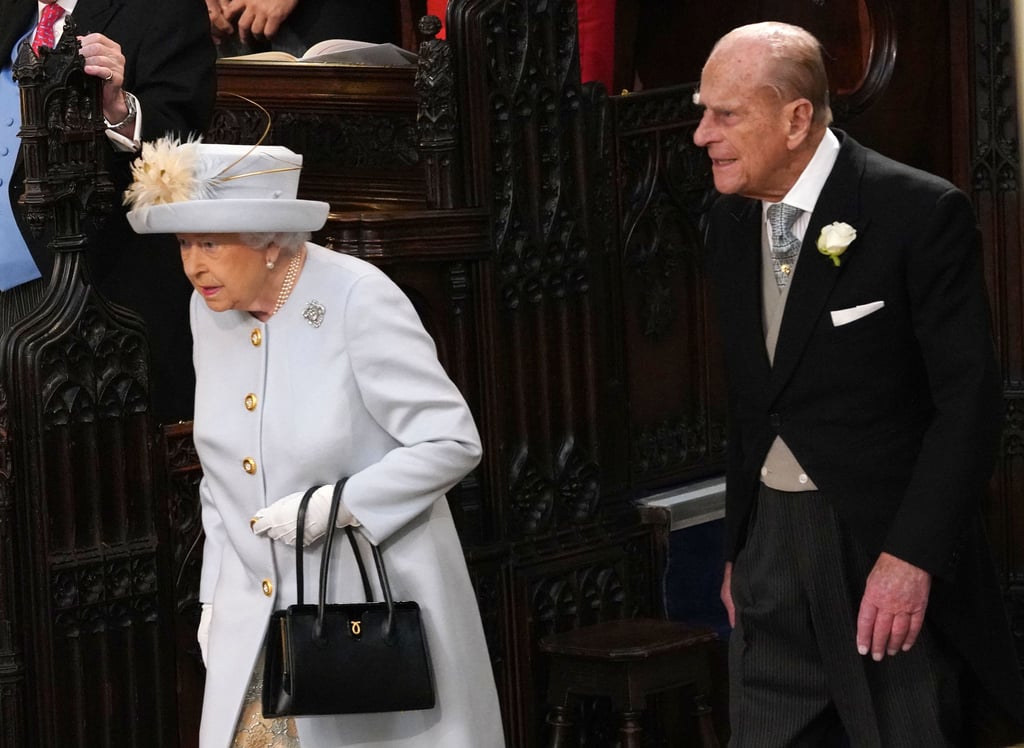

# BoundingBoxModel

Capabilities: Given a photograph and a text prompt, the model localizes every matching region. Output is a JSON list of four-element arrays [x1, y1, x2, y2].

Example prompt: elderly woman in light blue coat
[[126, 140, 505, 748]]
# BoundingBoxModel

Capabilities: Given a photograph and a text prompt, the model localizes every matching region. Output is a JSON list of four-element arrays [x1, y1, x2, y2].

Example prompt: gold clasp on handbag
[[350, 620, 361, 637]]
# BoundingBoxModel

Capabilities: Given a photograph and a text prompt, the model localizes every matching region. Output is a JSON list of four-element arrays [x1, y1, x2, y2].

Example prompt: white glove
[[250, 484, 358, 546], [197, 602, 212, 666]]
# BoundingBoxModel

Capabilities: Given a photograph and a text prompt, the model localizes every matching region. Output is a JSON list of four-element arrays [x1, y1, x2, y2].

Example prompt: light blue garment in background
[[0, 34, 44, 291]]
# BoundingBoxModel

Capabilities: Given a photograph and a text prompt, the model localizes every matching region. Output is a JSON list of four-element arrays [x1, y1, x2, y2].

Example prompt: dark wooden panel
[[447, 0, 633, 543], [963, 0, 1024, 670], [0, 41, 178, 748], [628, 0, 943, 173], [213, 61, 425, 212], [611, 85, 726, 492], [162, 423, 204, 748]]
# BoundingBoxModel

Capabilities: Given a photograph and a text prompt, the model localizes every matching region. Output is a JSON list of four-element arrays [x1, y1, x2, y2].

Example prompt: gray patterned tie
[[767, 202, 802, 289]]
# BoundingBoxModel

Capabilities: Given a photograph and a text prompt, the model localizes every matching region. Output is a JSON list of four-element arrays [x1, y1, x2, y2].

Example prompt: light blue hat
[[125, 139, 329, 234]]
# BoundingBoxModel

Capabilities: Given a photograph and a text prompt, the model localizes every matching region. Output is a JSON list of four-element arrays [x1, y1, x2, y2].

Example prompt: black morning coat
[[706, 130, 1024, 740]]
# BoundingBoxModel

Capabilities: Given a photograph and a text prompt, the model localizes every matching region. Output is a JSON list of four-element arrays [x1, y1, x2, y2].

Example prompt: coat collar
[[64, 0, 122, 36], [718, 130, 871, 401], [769, 130, 870, 396]]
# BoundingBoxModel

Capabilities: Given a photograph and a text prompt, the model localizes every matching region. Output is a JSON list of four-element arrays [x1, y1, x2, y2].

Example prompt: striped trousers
[[728, 485, 963, 747]]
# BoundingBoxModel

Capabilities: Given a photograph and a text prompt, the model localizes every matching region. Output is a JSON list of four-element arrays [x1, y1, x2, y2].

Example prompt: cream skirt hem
[[232, 654, 300, 748]]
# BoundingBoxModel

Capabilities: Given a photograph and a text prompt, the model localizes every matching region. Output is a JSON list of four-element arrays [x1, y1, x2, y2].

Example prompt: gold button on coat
[[250, 328, 262, 346], [262, 579, 273, 596], [244, 393, 258, 411], [242, 457, 257, 474]]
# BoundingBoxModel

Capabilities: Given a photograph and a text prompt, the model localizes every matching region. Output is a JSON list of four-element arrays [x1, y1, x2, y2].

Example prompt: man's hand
[[76, 33, 130, 125], [220, 0, 299, 44], [721, 561, 736, 628], [206, 0, 235, 44], [856, 551, 931, 661]]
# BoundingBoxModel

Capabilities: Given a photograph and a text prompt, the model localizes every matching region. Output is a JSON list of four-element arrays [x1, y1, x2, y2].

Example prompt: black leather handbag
[[261, 479, 435, 717]]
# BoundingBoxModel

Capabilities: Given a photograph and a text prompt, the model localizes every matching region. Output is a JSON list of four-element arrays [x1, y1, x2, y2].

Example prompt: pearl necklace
[[273, 251, 303, 315]]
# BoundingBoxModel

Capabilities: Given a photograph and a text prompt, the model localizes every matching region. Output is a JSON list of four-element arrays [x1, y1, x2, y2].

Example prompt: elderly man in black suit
[[1, 0, 216, 422], [695, 21, 1024, 747]]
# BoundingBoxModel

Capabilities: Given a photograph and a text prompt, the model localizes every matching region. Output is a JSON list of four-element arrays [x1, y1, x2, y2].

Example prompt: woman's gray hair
[[239, 231, 311, 255]]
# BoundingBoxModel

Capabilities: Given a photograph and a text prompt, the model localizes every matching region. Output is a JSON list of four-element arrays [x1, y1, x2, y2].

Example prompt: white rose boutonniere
[[817, 222, 857, 266]]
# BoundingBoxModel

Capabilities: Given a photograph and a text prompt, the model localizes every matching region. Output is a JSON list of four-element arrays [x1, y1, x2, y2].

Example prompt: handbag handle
[[293, 484, 321, 606], [293, 479, 367, 604], [351, 528, 398, 640], [312, 481, 400, 644]]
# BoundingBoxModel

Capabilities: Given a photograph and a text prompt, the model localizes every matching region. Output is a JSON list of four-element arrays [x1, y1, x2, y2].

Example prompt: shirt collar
[[37, 1, 78, 22], [769, 128, 840, 216], [35, 1, 78, 46]]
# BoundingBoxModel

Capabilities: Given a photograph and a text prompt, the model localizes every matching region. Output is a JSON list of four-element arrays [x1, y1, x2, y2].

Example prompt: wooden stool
[[540, 618, 720, 748]]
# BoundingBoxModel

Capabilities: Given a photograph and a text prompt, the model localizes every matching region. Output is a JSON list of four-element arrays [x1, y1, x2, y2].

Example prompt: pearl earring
[[266, 259, 275, 270]]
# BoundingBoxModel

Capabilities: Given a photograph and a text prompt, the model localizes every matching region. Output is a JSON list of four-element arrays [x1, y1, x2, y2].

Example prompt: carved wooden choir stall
[[1, 1, 1022, 747], [1, 23, 175, 748], [189, 4, 725, 745]]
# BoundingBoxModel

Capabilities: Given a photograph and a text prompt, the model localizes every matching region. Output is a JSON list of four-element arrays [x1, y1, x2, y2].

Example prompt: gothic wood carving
[[415, 15, 463, 208], [212, 62, 426, 213], [2, 27, 175, 748], [447, 0, 630, 544], [965, 0, 1024, 669], [611, 85, 726, 491]]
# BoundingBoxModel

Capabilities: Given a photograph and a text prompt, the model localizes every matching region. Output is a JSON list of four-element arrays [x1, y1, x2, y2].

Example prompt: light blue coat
[[194, 243, 504, 747]]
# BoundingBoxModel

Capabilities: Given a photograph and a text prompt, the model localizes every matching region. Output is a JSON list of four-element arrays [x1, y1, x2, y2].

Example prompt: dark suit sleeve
[[0, 2, 37, 63], [119, 0, 217, 141], [882, 187, 1002, 578], [705, 198, 761, 563], [84, 0, 216, 422]]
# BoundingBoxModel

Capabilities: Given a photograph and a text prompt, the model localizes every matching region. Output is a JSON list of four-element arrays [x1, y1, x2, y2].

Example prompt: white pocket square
[[830, 300, 885, 327]]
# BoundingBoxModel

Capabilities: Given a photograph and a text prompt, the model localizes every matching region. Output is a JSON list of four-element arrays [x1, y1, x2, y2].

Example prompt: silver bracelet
[[104, 90, 137, 130]]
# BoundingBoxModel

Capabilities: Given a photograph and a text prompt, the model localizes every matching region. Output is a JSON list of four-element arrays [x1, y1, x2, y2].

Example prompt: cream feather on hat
[[124, 138, 329, 234]]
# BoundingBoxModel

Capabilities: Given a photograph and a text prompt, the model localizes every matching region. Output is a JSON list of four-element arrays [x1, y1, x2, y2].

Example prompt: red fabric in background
[[427, 0, 447, 38], [577, 0, 616, 91], [425, 0, 617, 90]]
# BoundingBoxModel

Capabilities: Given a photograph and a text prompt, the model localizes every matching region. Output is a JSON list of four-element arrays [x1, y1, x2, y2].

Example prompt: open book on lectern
[[222, 39, 417, 66]]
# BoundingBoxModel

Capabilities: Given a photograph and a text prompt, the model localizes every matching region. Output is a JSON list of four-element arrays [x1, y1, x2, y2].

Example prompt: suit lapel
[[1, 0, 37, 62], [67, 0, 121, 36], [770, 133, 869, 397]]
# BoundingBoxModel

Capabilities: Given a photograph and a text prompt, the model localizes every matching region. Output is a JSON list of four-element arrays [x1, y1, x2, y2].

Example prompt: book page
[[303, 43, 418, 67], [301, 39, 376, 58], [220, 50, 298, 62], [218, 41, 417, 67]]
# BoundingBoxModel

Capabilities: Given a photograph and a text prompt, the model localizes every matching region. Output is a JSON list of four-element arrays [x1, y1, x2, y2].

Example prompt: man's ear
[[786, 98, 814, 148]]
